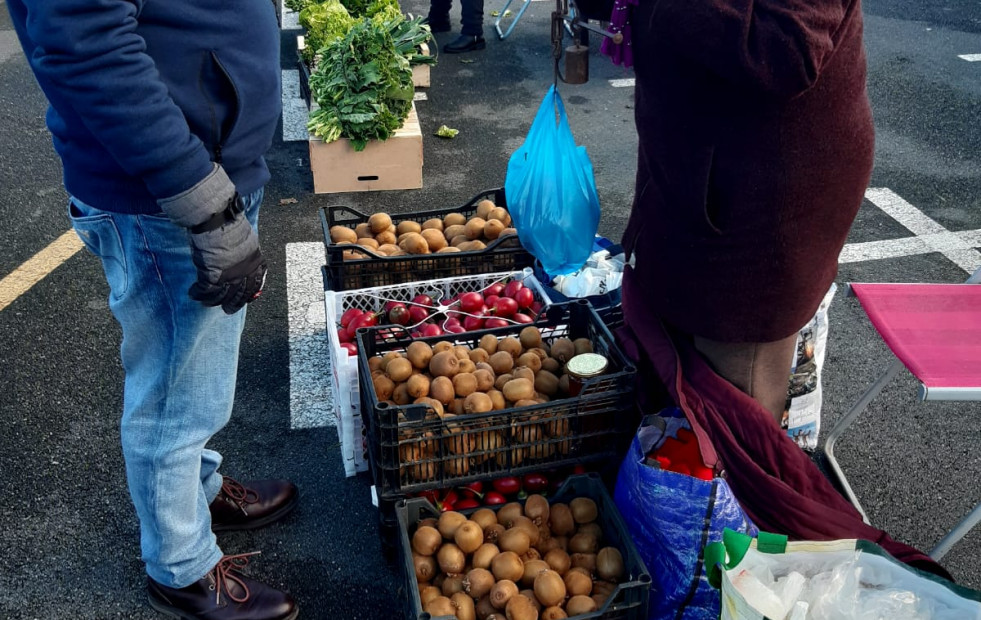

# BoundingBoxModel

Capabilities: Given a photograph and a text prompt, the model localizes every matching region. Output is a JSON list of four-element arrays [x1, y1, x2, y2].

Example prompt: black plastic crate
[[396, 473, 652, 620], [356, 301, 637, 500], [320, 188, 536, 291]]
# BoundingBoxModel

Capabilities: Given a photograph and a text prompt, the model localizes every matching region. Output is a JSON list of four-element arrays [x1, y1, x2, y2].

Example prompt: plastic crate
[[532, 240, 624, 330], [320, 188, 536, 291], [323, 268, 551, 477], [356, 301, 637, 499], [396, 473, 652, 620]]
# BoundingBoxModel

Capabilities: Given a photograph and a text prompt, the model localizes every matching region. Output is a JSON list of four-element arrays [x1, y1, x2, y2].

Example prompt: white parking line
[[609, 78, 635, 88], [958, 54, 981, 62], [839, 188, 981, 274], [287, 242, 335, 429]]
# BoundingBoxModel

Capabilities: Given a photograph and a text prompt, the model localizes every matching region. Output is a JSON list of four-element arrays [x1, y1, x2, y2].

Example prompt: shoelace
[[219, 477, 260, 516], [210, 551, 261, 606]]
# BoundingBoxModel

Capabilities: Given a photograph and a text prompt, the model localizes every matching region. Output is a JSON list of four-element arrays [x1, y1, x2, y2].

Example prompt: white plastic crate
[[324, 268, 550, 477]]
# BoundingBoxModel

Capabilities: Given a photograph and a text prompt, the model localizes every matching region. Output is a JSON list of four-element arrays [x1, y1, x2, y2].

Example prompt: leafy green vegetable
[[307, 18, 414, 151], [435, 125, 459, 138], [299, 0, 357, 66], [285, 0, 316, 13]]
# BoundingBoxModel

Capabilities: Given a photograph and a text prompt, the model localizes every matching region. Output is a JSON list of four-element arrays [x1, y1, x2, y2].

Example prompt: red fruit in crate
[[485, 318, 510, 329], [458, 481, 484, 499], [420, 323, 444, 337], [522, 473, 549, 493], [454, 498, 481, 510], [484, 294, 500, 308], [463, 312, 486, 331], [418, 489, 441, 504], [482, 491, 507, 506], [340, 342, 358, 356], [445, 324, 466, 334], [340, 308, 364, 328], [459, 291, 485, 313], [513, 287, 535, 309], [492, 477, 521, 496], [483, 282, 505, 297], [504, 280, 525, 299], [346, 311, 379, 339], [531, 301, 544, 315], [493, 296, 518, 318], [512, 313, 534, 324], [384, 300, 404, 312], [408, 305, 430, 324], [411, 294, 434, 308], [388, 305, 411, 326], [337, 327, 352, 344]]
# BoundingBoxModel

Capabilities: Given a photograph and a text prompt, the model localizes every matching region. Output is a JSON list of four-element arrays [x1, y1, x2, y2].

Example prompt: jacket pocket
[[698, 146, 724, 235], [198, 51, 241, 163], [68, 199, 129, 300]]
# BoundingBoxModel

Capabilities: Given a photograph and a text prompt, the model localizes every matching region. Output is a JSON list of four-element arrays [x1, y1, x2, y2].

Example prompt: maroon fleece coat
[[618, 274, 952, 579], [622, 0, 874, 342]]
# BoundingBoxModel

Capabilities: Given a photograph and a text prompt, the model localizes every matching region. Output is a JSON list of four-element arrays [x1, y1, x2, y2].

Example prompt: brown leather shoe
[[210, 478, 299, 532], [147, 553, 298, 620]]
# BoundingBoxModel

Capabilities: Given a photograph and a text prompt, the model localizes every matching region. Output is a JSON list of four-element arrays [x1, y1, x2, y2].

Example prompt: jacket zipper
[[206, 51, 240, 165]]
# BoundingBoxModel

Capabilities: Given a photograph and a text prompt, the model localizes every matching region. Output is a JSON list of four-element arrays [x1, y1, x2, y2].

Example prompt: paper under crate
[[308, 102, 422, 194]]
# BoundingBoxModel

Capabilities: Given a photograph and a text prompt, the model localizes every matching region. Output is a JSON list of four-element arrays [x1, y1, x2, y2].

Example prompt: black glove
[[158, 165, 267, 314]]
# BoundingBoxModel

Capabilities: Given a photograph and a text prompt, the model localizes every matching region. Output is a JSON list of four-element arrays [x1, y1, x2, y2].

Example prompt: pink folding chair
[[824, 267, 981, 560]]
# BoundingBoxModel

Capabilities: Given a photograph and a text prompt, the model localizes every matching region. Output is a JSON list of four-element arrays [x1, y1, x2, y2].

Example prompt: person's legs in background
[[427, 0, 452, 32], [444, 0, 486, 53], [692, 333, 798, 427]]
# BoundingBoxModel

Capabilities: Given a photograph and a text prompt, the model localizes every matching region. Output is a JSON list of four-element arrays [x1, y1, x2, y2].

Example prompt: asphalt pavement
[[0, 0, 979, 618]]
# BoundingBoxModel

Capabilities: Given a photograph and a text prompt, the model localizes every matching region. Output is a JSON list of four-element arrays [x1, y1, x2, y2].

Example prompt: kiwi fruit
[[329, 225, 358, 244], [430, 351, 461, 377]]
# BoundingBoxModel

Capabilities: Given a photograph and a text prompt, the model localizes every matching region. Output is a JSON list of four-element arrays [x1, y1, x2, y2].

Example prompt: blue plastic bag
[[505, 85, 600, 275], [615, 409, 757, 620]]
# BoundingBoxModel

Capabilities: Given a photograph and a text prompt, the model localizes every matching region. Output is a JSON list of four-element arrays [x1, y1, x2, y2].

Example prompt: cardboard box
[[412, 43, 431, 88], [308, 102, 423, 194]]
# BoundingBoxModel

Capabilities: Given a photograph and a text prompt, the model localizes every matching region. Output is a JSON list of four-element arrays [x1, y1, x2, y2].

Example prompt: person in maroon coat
[[621, 0, 874, 424]]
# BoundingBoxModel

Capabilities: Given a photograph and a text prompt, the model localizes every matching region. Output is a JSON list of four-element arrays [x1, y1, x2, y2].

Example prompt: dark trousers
[[429, 0, 484, 36]]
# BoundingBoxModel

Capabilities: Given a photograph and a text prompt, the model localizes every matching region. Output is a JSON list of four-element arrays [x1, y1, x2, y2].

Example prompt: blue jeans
[[68, 190, 262, 588]]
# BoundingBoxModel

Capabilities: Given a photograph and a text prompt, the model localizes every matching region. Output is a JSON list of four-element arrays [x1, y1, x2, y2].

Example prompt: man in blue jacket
[[7, 1, 299, 618]]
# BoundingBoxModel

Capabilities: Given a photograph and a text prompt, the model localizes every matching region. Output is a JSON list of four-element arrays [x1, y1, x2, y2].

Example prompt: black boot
[[443, 34, 486, 53]]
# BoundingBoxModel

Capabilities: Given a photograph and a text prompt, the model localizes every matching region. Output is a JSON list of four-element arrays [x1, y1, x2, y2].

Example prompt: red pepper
[[457, 481, 484, 500], [492, 477, 521, 496], [482, 491, 507, 506], [417, 489, 441, 505], [522, 473, 549, 494], [454, 498, 481, 510], [438, 490, 459, 512]]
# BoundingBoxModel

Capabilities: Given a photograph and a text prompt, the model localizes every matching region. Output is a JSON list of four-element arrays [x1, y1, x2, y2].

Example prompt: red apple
[[420, 323, 444, 337], [340, 308, 364, 328], [459, 291, 485, 313], [485, 317, 510, 328], [512, 313, 534, 324], [411, 294, 434, 308], [513, 287, 535, 309], [483, 282, 505, 297], [407, 305, 430, 324], [493, 297, 518, 318], [463, 312, 486, 331], [504, 280, 524, 299]]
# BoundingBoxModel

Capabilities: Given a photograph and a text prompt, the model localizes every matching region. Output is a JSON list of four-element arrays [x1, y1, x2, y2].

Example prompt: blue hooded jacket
[[7, 0, 282, 214]]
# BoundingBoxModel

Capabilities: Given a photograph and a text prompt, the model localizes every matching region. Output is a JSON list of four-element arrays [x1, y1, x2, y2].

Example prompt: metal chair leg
[[930, 501, 981, 560], [494, 0, 533, 40], [824, 358, 906, 525]]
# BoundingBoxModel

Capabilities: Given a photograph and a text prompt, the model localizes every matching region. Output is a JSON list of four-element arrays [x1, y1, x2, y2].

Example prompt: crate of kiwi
[[355, 301, 637, 499], [397, 473, 652, 620], [320, 188, 536, 291]]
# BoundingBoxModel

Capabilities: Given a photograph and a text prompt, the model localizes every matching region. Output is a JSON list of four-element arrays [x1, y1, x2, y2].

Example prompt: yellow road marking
[[0, 230, 85, 312]]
